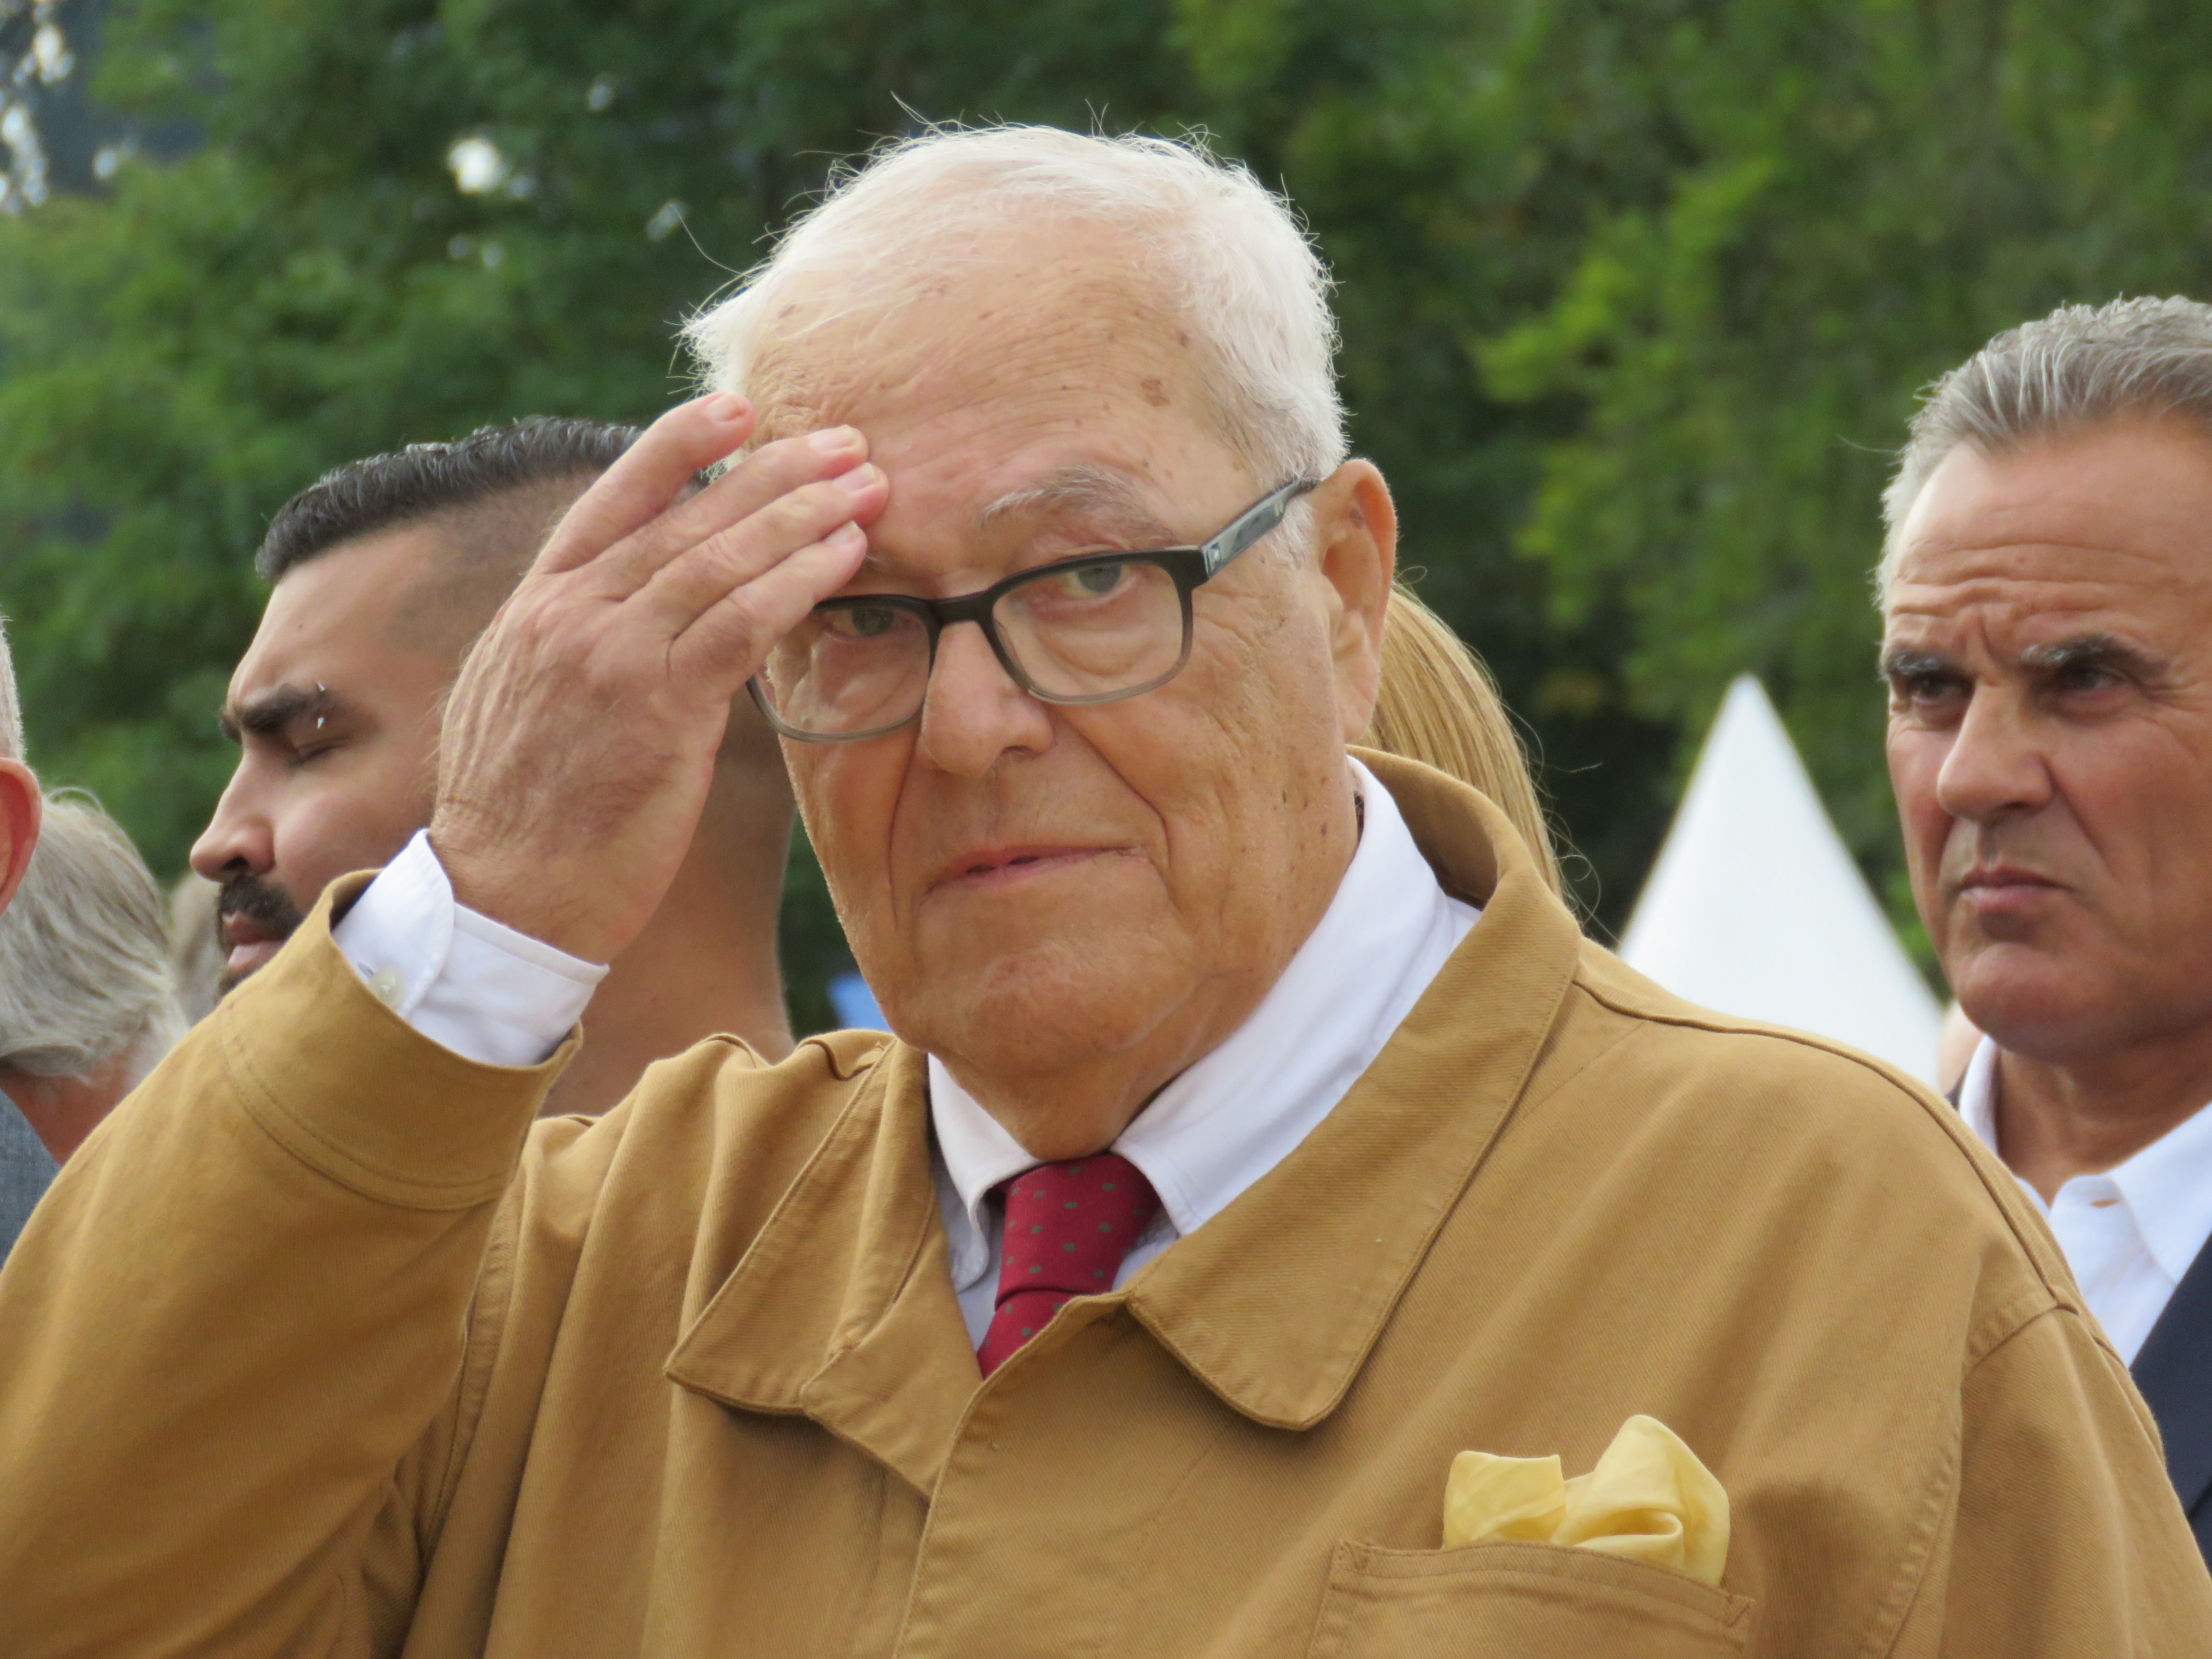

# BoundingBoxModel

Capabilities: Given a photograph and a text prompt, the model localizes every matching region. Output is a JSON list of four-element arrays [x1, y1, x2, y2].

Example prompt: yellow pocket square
[[1442, 1415, 1730, 1587]]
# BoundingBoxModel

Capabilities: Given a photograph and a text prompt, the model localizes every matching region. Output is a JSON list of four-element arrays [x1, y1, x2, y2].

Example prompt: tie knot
[[977, 1153, 1161, 1375]]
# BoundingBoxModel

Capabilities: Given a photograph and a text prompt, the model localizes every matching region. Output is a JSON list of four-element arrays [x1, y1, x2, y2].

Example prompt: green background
[[4, 0, 2207, 1030]]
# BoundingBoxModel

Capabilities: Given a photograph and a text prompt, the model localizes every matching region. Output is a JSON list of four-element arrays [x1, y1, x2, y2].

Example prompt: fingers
[[582, 425, 877, 599], [632, 462, 888, 632], [533, 395, 757, 577], [669, 522, 875, 691]]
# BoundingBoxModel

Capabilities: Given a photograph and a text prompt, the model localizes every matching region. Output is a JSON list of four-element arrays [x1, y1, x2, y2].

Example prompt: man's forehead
[[751, 244, 1219, 456], [228, 526, 448, 704]]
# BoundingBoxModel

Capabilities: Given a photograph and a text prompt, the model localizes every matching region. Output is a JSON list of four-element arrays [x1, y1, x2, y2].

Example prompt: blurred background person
[[1882, 294, 2212, 1563], [0, 793, 185, 1190], [0, 618, 44, 1264], [191, 417, 797, 1114], [1364, 583, 1566, 900], [166, 874, 224, 1026]]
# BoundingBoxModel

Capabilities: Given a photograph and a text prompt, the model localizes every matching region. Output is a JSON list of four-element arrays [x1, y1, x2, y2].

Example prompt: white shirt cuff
[[330, 830, 607, 1068]]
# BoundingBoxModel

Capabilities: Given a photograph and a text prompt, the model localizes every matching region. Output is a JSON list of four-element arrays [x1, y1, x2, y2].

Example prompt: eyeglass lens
[[756, 557, 1189, 738]]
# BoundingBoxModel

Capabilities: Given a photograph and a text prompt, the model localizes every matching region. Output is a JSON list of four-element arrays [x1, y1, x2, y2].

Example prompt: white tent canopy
[[1618, 675, 1941, 1082]]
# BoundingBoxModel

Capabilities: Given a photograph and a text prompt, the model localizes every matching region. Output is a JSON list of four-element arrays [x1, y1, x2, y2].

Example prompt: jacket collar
[[1122, 752, 1581, 1428], [663, 1040, 981, 1495], [665, 752, 1581, 1479]]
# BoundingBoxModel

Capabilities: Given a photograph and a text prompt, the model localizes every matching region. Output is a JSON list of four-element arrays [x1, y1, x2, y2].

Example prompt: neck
[[1991, 1028, 2212, 1202], [542, 756, 795, 1118], [0, 1057, 131, 1164]]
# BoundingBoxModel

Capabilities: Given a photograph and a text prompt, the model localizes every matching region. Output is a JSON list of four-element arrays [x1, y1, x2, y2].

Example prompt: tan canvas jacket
[[0, 754, 2206, 1657]]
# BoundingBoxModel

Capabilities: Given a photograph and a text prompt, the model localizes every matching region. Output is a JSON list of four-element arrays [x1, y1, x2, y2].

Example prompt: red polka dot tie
[[977, 1153, 1161, 1376]]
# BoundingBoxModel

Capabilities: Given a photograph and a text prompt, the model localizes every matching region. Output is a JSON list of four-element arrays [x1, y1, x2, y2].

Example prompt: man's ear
[[0, 759, 42, 917], [1310, 460, 1396, 742]]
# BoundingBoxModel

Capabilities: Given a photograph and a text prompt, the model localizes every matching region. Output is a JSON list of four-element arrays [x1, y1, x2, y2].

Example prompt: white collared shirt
[[930, 758, 1479, 1341], [1959, 1034, 2212, 1363], [331, 759, 1479, 1346]]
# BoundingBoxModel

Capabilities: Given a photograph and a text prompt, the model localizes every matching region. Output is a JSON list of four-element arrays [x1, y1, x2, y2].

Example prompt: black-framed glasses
[[748, 477, 1320, 743]]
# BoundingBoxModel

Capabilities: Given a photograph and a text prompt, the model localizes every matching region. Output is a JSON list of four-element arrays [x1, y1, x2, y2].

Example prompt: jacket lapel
[[2131, 1235, 2212, 1520], [1122, 753, 1582, 1430], [663, 1042, 981, 1495]]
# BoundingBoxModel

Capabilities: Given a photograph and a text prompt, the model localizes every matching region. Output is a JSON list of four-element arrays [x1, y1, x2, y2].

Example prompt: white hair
[[0, 612, 23, 762], [0, 793, 186, 1083], [681, 125, 1348, 501], [1878, 295, 2212, 598]]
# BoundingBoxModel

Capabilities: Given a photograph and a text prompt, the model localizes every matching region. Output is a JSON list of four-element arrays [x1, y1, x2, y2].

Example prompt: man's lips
[[218, 915, 287, 975], [1954, 865, 2066, 911], [932, 844, 1118, 890], [223, 938, 286, 975]]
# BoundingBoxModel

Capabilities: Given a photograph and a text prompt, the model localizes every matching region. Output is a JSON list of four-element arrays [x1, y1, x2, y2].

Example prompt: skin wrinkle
[[1883, 420, 2212, 1194]]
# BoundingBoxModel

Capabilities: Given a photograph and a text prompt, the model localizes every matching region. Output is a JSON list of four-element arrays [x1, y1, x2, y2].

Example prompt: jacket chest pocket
[[1304, 1539, 1755, 1658]]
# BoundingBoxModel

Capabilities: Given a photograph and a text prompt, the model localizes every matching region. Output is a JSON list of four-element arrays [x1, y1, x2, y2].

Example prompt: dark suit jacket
[[2135, 1245, 2212, 1565], [1948, 1079, 2212, 1567]]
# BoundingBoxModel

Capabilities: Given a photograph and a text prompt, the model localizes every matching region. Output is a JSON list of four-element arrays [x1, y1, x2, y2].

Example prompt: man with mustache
[[0, 130, 2204, 1655], [1883, 295, 2212, 1566], [190, 416, 797, 1112]]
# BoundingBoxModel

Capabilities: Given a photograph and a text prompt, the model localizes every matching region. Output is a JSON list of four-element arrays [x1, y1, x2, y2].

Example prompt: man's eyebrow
[[220, 683, 345, 744], [2019, 632, 2162, 678], [1879, 646, 1959, 680], [975, 466, 1180, 544]]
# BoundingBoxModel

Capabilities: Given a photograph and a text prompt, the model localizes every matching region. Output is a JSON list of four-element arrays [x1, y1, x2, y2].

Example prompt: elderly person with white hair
[[0, 794, 188, 1193], [0, 130, 2203, 1655]]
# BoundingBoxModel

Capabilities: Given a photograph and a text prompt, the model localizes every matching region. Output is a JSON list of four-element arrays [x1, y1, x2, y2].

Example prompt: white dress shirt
[[333, 831, 604, 1069], [332, 760, 1479, 1346], [1959, 1034, 2212, 1363]]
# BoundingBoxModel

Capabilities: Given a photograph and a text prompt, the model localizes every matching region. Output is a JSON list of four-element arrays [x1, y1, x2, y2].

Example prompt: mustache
[[216, 874, 308, 938]]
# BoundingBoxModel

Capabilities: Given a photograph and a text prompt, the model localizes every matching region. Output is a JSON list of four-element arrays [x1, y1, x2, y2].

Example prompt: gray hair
[[1879, 295, 2212, 595], [682, 126, 1348, 506], [0, 612, 23, 762], [0, 793, 185, 1083]]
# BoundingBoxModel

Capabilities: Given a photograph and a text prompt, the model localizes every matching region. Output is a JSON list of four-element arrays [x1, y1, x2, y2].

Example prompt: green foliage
[[5, 0, 2209, 1024]]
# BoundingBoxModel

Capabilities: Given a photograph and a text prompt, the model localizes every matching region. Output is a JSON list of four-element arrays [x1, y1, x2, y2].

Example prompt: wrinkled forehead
[[1884, 424, 2212, 648], [743, 240, 1246, 484]]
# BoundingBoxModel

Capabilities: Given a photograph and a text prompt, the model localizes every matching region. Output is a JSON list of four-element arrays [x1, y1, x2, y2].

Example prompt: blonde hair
[[1363, 588, 1564, 897]]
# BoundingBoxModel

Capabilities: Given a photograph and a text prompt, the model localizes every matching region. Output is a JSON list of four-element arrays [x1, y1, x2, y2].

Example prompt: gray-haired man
[[1883, 295, 2212, 1563]]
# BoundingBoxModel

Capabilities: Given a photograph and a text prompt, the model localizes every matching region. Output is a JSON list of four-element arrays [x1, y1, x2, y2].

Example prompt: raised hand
[[429, 394, 883, 962]]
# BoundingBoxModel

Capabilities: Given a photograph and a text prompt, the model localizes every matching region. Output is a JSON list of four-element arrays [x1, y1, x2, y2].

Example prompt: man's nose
[[914, 622, 1055, 777], [188, 771, 274, 883], [1935, 684, 2053, 824]]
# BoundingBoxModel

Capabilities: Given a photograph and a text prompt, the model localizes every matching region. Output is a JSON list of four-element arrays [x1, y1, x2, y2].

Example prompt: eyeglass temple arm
[[1200, 478, 1322, 577]]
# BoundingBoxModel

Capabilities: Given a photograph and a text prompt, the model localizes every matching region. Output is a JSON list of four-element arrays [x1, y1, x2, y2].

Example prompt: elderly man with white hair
[[0, 129, 2203, 1655]]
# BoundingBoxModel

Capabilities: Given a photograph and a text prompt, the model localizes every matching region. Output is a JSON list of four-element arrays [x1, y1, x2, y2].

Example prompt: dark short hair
[[255, 416, 639, 582]]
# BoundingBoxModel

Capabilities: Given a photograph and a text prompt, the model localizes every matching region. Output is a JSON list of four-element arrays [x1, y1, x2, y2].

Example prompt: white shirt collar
[[929, 757, 1481, 1246], [1957, 1033, 2212, 1284]]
